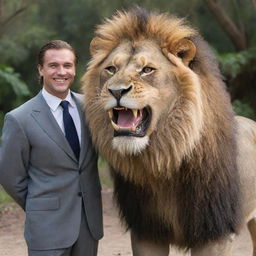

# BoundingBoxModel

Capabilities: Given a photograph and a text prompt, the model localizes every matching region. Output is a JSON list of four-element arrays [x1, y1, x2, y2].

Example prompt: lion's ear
[[172, 39, 196, 66], [90, 37, 101, 56]]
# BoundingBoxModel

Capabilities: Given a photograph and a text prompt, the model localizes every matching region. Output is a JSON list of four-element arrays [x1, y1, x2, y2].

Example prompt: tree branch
[[0, 0, 3, 24], [0, 3, 30, 37], [252, 0, 256, 9], [203, 0, 247, 51], [1, 5, 29, 28]]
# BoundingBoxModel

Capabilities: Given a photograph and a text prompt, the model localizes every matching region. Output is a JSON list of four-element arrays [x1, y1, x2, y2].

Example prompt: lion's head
[[82, 8, 236, 182]]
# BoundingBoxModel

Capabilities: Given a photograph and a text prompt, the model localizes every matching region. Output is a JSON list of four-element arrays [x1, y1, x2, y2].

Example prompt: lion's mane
[[82, 7, 241, 249]]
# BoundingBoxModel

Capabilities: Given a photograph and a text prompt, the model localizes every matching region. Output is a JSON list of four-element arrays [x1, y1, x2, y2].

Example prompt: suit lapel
[[31, 91, 78, 163]]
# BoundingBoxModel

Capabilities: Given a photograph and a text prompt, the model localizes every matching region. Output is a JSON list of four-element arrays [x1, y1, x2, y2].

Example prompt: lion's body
[[236, 116, 256, 222], [82, 8, 256, 255]]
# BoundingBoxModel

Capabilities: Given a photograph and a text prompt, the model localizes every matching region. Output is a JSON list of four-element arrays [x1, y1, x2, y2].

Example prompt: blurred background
[[0, 0, 256, 203]]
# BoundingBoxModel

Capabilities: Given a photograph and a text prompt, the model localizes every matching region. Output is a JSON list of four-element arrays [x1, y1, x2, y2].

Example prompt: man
[[0, 40, 103, 256]]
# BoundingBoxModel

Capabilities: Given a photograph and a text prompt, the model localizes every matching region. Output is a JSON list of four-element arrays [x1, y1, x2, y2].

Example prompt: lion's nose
[[108, 86, 132, 100]]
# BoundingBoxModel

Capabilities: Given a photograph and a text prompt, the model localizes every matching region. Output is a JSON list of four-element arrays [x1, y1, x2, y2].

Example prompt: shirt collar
[[42, 88, 75, 111], [64, 91, 76, 108]]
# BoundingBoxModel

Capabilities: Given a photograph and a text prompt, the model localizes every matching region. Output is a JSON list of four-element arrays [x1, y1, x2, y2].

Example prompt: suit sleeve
[[0, 113, 30, 210]]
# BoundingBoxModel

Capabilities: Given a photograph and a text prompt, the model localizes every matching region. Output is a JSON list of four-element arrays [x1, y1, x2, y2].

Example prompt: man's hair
[[37, 40, 77, 85]]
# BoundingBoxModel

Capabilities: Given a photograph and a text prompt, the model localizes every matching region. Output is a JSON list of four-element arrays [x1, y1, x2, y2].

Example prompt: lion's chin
[[112, 136, 149, 155]]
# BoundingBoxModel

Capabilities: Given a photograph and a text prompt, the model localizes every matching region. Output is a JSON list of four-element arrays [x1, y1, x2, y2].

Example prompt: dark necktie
[[60, 100, 80, 160]]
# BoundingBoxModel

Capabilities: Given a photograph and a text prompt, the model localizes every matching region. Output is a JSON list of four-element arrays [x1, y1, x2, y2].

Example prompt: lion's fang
[[108, 110, 113, 119], [132, 109, 138, 118], [111, 120, 120, 131]]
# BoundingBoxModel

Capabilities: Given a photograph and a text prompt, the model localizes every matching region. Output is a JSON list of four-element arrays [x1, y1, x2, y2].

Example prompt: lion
[[81, 7, 256, 256]]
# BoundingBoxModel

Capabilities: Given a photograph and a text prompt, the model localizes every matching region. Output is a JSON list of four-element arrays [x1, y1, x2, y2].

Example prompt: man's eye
[[105, 66, 117, 75], [141, 66, 155, 75]]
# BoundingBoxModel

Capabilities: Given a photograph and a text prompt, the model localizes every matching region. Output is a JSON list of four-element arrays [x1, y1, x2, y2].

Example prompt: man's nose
[[57, 66, 66, 75]]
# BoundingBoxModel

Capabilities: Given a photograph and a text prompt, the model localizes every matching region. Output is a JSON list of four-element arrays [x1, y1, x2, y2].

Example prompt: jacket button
[[78, 192, 82, 197]]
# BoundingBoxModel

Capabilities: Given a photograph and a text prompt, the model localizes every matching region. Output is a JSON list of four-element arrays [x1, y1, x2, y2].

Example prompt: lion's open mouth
[[108, 107, 151, 137]]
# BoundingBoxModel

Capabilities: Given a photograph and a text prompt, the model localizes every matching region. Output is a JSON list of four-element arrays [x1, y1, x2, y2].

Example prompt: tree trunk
[[203, 0, 247, 51]]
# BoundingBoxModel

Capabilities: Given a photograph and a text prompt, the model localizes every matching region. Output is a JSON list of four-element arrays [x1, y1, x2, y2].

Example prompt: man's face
[[38, 49, 76, 99]]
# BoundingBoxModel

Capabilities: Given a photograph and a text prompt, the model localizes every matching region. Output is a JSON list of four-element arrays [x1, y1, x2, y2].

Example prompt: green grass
[[0, 186, 13, 205], [98, 157, 113, 188]]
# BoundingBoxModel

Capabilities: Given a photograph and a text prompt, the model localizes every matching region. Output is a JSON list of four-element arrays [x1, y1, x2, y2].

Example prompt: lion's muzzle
[[108, 106, 151, 137]]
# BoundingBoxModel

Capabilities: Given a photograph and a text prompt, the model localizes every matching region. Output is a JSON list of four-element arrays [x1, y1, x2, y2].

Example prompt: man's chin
[[53, 84, 72, 92], [53, 82, 70, 88], [45, 87, 70, 99]]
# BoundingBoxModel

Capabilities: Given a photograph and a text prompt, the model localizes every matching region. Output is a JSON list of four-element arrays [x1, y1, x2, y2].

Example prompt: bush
[[232, 99, 256, 120], [0, 186, 13, 205]]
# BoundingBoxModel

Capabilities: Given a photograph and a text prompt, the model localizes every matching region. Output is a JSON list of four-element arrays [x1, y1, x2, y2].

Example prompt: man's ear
[[171, 39, 196, 66], [37, 64, 43, 76]]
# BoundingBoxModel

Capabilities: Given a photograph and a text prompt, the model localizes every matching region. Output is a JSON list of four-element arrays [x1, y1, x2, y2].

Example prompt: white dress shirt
[[42, 87, 81, 144]]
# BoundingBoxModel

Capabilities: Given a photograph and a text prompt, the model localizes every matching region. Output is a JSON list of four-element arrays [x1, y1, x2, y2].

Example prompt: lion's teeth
[[136, 126, 142, 132], [111, 121, 136, 132], [132, 109, 138, 118], [108, 110, 113, 119], [111, 120, 120, 131], [120, 126, 136, 131]]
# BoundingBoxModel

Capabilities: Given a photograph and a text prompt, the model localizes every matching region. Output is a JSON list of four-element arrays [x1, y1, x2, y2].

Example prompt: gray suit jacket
[[0, 91, 103, 250]]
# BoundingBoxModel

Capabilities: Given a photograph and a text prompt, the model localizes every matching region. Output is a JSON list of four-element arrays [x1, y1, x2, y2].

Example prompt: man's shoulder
[[7, 93, 40, 119], [71, 91, 85, 109], [72, 91, 83, 102]]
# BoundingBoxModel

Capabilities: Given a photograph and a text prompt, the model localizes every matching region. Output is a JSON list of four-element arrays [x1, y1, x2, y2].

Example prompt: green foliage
[[0, 66, 30, 97], [233, 99, 256, 120], [218, 47, 256, 116], [0, 0, 255, 124], [0, 66, 30, 132], [0, 36, 29, 64], [218, 52, 248, 78], [218, 48, 256, 78]]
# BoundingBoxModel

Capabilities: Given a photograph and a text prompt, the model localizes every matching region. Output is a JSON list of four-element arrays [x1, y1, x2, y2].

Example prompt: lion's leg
[[131, 232, 170, 256], [190, 235, 234, 256], [248, 217, 256, 256]]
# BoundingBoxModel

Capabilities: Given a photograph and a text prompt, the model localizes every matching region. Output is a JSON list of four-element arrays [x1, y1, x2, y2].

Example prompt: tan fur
[[82, 8, 256, 255]]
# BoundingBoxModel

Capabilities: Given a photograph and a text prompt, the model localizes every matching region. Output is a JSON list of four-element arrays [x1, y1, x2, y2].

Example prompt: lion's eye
[[141, 66, 155, 75], [105, 66, 117, 75]]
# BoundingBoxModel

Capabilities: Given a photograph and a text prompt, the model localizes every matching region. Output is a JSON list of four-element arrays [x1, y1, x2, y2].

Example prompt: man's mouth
[[108, 107, 151, 137], [53, 78, 68, 82]]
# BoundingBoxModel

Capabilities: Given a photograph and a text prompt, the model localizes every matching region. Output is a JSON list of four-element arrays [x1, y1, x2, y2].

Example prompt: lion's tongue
[[117, 110, 141, 128]]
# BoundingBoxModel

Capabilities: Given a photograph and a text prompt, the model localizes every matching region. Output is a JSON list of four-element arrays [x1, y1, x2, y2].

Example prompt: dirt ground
[[0, 188, 253, 256]]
